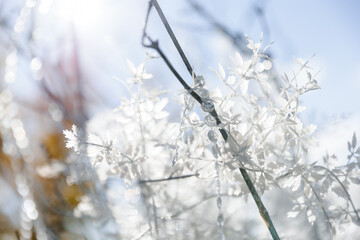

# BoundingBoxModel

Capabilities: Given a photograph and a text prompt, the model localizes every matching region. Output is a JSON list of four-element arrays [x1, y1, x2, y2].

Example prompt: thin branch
[[151, 0, 194, 77], [303, 177, 333, 237], [314, 165, 360, 222], [170, 193, 241, 218], [151, 196, 159, 237], [253, 4, 271, 41], [186, 0, 284, 90], [142, 1, 281, 239], [142, 0, 227, 139], [240, 168, 280, 239], [142, 2, 200, 102], [139, 173, 198, 184], [186, 0, 248, 54], [131, 227, 150, 240]]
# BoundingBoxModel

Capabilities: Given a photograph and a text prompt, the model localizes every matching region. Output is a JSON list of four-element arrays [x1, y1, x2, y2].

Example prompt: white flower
[[126, 60, 153, 84], [63, 125, 79, 152]]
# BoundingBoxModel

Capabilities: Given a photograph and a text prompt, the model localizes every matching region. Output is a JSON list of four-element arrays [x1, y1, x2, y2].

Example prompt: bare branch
[[303, 177, 333, 237], [139, 173, 198, 184], [142, 1, 281, 239], [314, 165, 360, 222], [142, 0, 227, 140], [186, 0, 249, 54], [151, 0, 195, 77]]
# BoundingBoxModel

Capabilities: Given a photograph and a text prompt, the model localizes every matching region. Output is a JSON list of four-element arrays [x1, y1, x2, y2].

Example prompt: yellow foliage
[[43, 133, 67, 160], [61, 184, 84, 208], [0, 135, 11, 167]]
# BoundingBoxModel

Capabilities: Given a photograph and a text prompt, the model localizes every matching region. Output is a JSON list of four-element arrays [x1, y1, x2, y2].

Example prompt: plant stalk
[[142, 1, 280, 239]]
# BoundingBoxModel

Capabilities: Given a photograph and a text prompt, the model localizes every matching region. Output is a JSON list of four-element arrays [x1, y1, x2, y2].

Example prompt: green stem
[[142, 1, 281, 238], [240, 168, 280, 240]]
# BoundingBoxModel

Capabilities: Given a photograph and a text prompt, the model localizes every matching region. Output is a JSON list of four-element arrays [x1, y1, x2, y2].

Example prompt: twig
[[186, 0, 248, 54], [151, 0, 194, 77], [240, 168, 280, 239], [303, 177, 333, 237], [314, 165, 360, 222], [142, 2, 201, 102], [253, 4, 271, 41], [141, 1, 281, 239], [170, 193, 240, 218], [151, 196, 159, 237], [142, 1, 227, 140], [186, 0, 284, 90], [139, 173, 198, 184]]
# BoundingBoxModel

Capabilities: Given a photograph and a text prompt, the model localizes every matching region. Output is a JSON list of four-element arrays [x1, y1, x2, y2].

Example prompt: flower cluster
[[63, 40, 360, 239]]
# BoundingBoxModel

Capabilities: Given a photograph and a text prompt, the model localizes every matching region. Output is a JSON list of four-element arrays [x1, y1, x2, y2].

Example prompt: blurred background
[[2, 0, 360, 120], [0, 0, 359, 239]]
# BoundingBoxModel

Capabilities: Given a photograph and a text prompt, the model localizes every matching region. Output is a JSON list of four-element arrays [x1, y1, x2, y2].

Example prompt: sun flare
[[57, 0, 103, 29]]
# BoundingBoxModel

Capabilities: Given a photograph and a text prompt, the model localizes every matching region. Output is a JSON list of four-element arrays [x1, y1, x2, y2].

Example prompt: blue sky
[[264, 0, 360, 124], [4, 0, 360, 128], [96, 0, 360, 125], [167, 0, 360, 125]]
